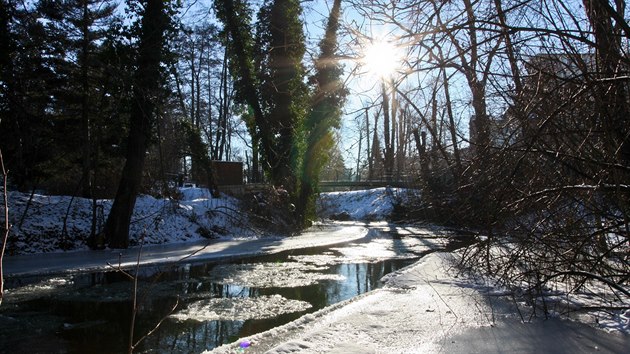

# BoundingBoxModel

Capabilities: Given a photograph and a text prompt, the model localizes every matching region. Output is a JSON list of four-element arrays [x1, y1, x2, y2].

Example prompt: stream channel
[[0, 224, 454, 353]]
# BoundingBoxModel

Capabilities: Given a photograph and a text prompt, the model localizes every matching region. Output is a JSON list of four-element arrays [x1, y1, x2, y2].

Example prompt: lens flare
[[360, 38, 402, 79]]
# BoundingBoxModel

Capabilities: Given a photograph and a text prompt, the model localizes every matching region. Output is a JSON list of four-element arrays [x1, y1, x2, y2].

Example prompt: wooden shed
[[213, 161, 243, 186]]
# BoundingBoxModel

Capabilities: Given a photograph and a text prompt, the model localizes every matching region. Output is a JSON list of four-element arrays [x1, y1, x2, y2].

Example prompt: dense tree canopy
[[1, 0, 348, 244]]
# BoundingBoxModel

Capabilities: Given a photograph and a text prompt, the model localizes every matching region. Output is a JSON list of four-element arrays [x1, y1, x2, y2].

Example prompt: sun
[[360, 38, 402, 79]]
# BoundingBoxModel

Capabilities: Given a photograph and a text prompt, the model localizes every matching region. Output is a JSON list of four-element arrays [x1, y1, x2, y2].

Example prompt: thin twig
[[132, 297, 179, 350], [128, 236, 145, 354], [0, 148, 10, 306], [543, 270, 630, 299], [105, 261, 135, 281]]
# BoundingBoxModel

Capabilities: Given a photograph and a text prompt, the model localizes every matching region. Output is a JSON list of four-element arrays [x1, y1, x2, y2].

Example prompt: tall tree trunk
[[207, 52, 215, 159], [583, 0, 630, 237], [216, 52, 230, 160], [190, 45, 196, 125], [80, 0, 92, 198], [251, 139, 259, 182], [494, 0, 529, 144], [356, 119, 363, 182], [391, 82, 398, 180], [171, 64, 189, 118], [365, 107, 371, 180], [396, 106, 407, 180], [104, 0, 168, 249], [583, 0, 630, 163], [441, 65, 462, 179], [370, 118, 381, 180], [382, 82, 394, 181], [195, 56, 202, 127], [462, 0, 490, 154]]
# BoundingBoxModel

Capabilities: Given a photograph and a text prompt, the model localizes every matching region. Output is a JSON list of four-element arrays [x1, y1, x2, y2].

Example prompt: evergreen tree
[[213, 0, 272, 182], [254, 0, 308, 194], [0, 1, 9, 74], [37, 0, 118, 197], [0, 0, 125, 195], [0, 2, 60, 191], [214, 0, 308, 203]]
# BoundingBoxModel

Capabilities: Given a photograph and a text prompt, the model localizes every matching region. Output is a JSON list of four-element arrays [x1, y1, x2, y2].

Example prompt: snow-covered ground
[[207, 252, 630, 354], [3, 187, 253, 255], [317, 187, 418, 221], [2, 187, 629, 353]]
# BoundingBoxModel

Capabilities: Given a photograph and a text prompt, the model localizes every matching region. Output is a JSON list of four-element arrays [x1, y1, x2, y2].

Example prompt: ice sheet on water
[[211, 262, 345, 288], [3, 276, 74, 302], [169, 294, 312, 322], [288, 252, 341, 267], [291, 238, 430, 266]]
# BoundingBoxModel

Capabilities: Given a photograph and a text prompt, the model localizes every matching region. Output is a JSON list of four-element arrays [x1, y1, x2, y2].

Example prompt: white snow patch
[[317, 187, 418, 220], [4, 188, 251, 255]]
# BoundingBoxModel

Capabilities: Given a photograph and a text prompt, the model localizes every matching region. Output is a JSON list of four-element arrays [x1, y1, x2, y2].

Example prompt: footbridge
[[319, 179, 417, 192]]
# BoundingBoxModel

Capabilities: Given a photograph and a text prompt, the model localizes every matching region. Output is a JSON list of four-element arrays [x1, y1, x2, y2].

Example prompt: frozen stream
[[0, 225, 452, 353]]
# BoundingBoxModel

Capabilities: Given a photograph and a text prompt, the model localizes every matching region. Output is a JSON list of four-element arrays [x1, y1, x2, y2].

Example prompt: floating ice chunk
[[170, 294, 312, 322], [212, 262, 345, 288]]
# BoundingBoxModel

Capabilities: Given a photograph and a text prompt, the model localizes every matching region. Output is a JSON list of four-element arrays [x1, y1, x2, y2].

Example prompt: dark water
[[0, 229, 439, 354]]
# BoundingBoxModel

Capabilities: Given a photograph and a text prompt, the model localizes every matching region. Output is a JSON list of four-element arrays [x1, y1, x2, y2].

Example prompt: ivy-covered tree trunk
[[297, 0, 345, 224], [260, 0, 308, 194], [104, 0, 168, 248]]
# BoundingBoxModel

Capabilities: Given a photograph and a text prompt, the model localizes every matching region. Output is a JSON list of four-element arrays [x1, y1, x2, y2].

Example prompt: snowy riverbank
[[3, 187, 408, 255], [2, 223, 372, 277], [208, 251, 630, 354]]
